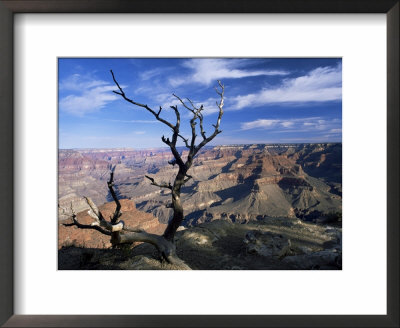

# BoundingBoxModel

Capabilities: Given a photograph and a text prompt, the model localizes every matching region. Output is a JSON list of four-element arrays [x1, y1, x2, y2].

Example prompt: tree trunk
[[163, 169, 186, 241], [163, 192, 183, 241]]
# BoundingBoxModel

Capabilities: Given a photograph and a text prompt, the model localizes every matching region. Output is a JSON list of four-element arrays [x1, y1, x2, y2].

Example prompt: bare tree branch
[[192, 80, 224, 158], [63, 219, 112, 236], [111, 71, 184, 167], [84, 197, 105, 222], [62, 202, 112, 236], [168, 159, 177, 166], [173, 94, 196, 114], [197, 108, 207, 140], [111, 70, 175, 130], [116, 230, 187, 266], [189, 115, 197, 150], [82, 197, 124, 232], [145, 175, 172, 190], [183, 174, 192, 184], [178, 134, 190, 148], [186, 97, 200, 112], [174, 95, 208, 141], [161, 136, 185, 167], [170, 105, 180, 145], [63, 202, 186, 265]]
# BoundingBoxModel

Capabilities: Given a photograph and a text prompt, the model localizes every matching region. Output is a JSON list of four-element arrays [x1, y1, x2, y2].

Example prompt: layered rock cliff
[[58, 143, 342, 226]]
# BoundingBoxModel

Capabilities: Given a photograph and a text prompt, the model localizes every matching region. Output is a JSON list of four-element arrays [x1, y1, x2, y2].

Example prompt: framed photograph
[[1, 1, 398, 327]]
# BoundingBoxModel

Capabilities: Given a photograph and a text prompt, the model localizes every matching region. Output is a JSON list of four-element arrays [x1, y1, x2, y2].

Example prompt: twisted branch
[[193, 80, 224, 157], [145, 175, 172, 190], [111, 70, 185, 167], [110, 70, 175, 130], [62, 202, 112, 236]]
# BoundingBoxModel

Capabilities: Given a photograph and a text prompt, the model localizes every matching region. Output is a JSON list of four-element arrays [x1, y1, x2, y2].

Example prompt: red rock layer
[[58, 199, 166, 249]]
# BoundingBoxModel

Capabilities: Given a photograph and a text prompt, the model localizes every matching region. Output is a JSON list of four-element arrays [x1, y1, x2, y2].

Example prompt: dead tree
[[64, 71, 224, 265]]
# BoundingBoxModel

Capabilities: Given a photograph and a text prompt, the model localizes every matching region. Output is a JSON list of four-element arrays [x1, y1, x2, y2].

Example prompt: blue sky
[[59, 58, 342, 149]]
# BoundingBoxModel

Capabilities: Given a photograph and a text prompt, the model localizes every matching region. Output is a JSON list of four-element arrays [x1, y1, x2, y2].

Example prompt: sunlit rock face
[[58, 143, 342, 225]]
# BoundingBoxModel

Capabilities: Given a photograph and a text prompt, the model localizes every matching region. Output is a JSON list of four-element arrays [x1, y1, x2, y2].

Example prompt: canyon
[[58, 143, 342, 270], [59, 143, 341, 225]]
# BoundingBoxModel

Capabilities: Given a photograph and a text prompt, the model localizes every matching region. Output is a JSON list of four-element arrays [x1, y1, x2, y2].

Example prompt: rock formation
[[58, 143, 342, 226]]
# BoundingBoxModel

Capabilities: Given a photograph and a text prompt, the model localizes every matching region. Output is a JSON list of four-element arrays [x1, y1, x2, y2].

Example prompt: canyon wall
[[58, 143, 342, 226]]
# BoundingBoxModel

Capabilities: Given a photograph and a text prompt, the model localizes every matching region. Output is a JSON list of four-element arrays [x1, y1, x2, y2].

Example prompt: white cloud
[[281, 121, 294, 128], [241, 117, 341, 133], [170, 59, 288, 87], [140, 67, 175, 81], [168, 77, 187, 88], [60, 85, 117, 116], [59, 74, 120, 116], [241, 119, 279, 130], [59, 73, 109, 91], [231, 64, 342, 109], [140, 68, 164, 81]]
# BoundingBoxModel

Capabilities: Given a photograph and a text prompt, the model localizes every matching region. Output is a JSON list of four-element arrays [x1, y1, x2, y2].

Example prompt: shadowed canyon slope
[[59, 143, 342, 226], [59, 218, 342, 270]]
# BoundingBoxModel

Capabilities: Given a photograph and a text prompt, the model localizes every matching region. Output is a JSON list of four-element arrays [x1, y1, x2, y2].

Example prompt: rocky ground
[[59, 217, 341, 270]]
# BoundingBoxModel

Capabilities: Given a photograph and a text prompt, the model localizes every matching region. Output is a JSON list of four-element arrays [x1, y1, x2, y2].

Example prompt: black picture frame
[[0, 1, 398, 327]]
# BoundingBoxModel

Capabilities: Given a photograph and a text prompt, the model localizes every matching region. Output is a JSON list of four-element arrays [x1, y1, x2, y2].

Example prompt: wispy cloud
[[231, 64, 342, 110], [169, 77, 187, 88], [241, 117, 341, 133], [169, 59, 289, 87], [59, 73, 109, 91], [241, 119, 280, 130], [59, 73, 120, 116], [140, 67, 174, 81]]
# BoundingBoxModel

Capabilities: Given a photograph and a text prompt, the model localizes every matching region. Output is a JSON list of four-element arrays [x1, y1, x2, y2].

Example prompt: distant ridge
[[60, 142, 342, 151]]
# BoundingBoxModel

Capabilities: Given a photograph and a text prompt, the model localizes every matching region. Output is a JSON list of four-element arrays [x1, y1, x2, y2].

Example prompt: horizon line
[[59, 141, 342, 151]]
